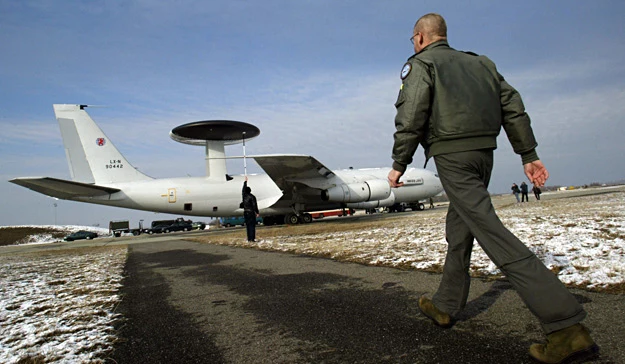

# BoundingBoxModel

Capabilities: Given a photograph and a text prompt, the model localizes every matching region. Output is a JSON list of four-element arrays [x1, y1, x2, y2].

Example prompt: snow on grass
[[201, 191, 625, 291], [0, 189, 623, 362], [0, 245, 127, 363], [0, 225, 112, 246]]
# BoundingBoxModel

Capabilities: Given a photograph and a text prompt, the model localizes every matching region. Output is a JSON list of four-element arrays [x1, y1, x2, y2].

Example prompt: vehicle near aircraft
[[109, 220, 144, 237], [143, 217, 193, 234], [148, 219, 193, 234], [64, 230, 98, 241], [10, 105, 444, 224], [191, 221, 207, 230], [310, 208, 354, 219], [220, 216, 262, 227]]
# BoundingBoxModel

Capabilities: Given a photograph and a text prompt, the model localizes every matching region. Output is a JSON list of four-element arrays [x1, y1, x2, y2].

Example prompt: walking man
[[242, 176, 259, 242], [387, 13, 597, 363], [533, 185, 542, 201]]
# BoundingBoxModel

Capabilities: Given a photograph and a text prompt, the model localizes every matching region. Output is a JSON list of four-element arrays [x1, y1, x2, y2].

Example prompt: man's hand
[[388, 169, 404, 188], [524, 160, 549, 187], [245, 176, 248, 182]]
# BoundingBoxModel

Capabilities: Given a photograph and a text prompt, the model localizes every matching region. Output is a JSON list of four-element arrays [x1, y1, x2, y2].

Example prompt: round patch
[[400, 63, 411, 79]]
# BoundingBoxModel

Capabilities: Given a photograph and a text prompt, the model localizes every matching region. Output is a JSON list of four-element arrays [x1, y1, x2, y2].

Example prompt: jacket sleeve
[[392, 59, 432, 173], [242, 181, 247, 200], [499, 73, 539, 164], [253, 196, 259, 214]]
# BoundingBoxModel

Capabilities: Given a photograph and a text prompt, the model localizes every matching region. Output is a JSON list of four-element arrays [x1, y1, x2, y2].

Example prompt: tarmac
[[102, 238, 621, 363], [3, 186, 624, 363]]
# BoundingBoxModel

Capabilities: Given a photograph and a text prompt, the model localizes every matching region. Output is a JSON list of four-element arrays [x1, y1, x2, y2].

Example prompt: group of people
[[511, 182, 542, 202], [242, 13, 597, 363]]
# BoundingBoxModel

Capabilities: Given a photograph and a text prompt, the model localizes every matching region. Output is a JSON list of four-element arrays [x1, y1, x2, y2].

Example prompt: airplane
[[10, 104, 444, 225]]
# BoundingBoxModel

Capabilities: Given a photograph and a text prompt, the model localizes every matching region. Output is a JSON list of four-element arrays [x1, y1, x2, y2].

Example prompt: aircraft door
[[168, 188, 176, 203]]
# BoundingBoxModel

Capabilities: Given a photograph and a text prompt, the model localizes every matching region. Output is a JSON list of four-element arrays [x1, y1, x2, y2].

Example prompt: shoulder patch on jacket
[[400, 62, 412, 80]]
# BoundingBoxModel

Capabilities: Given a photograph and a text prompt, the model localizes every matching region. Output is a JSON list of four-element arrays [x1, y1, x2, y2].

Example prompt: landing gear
[[263, 212, 313, 225], [285, 213, 300, 225]]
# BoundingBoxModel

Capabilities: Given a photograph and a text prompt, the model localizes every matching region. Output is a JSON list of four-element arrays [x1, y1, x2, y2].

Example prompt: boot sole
[[530, 343, 599, 364], [418, 304, 454, 329]]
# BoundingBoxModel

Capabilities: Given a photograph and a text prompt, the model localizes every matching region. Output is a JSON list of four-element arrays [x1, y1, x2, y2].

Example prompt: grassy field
[[189, 190, 625, 294], [0, 227, 67, 246]]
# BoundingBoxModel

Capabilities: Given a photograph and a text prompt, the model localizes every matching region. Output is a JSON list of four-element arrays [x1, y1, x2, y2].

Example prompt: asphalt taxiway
[[105, 238, 620, 363]]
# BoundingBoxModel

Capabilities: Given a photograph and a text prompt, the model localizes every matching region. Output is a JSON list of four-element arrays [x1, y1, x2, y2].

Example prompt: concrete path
[[108, 239, 621, 363]]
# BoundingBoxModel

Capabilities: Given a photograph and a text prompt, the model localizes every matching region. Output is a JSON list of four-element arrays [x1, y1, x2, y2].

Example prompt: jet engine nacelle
[[346, 193, 396, 209], [321, 179, 391, 203]]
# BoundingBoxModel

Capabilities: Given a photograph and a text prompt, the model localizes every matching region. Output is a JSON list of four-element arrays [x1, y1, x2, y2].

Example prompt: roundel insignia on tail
[[401, 63, 411, 80], [96, 138, 106, 146]]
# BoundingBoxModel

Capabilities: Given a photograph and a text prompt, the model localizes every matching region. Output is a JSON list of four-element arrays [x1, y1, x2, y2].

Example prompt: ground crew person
[[242, 176, 259, 242], [387, 13, 598, 363]]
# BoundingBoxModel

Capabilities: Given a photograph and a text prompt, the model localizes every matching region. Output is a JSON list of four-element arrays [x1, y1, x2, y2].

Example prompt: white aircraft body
[[10, 104, 443, 225]]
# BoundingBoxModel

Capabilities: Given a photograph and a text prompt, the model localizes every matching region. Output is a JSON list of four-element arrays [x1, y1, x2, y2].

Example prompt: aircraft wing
[[9, 177, 120, 200], [250, 154, 335, 189]]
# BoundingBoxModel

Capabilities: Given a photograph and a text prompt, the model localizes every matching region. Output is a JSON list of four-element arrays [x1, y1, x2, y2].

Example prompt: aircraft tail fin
[[53, 104, 152, 184]]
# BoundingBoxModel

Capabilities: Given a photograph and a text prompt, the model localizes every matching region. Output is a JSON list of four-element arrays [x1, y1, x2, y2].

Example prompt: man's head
[[245, 186, 252, 194], [411, 13, 447, 53]]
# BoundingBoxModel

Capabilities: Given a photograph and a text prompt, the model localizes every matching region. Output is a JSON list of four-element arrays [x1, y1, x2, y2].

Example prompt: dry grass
[[0, 227, 66, 246]]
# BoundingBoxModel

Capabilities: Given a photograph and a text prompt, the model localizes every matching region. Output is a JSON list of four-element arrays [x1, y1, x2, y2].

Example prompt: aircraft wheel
[[285, 213, 300, 225], [301, 213, 313, 223], [417, 203, 425, 211]]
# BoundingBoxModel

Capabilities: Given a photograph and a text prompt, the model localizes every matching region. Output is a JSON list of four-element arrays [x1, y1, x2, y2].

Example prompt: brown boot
[[529, 324, 599, 363], [418, 296, 453, 328]]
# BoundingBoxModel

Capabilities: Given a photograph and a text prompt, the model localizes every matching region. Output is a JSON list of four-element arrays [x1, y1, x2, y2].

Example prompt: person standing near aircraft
[[242, 176, 259, 242], [387, 13, 597, 363], [533, 185, 542, 201], [521, 181, 529, 202], [511, 183, 521, 203]]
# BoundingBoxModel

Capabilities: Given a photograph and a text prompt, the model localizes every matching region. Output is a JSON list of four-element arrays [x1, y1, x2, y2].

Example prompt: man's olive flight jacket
[[392, 40, 539, 173]]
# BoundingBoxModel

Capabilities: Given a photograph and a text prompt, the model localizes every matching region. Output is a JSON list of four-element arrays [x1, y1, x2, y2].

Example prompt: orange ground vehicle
[[309, 208, 354, 219]]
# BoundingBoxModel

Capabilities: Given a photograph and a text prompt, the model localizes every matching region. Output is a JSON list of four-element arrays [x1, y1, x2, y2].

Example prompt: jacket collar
[[412, 39, 450, 57]]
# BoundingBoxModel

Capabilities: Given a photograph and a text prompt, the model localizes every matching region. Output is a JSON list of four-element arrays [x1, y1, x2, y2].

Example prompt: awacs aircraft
[[10, 104, 443, 225]]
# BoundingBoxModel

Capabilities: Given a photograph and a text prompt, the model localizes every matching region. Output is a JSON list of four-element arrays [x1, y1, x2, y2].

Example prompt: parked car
[[149, 220, 193, 234], [192, 221, 207, 230], [144, 224, 170, 234], [64, 230, 98, 241], [220, 216, 263, 227]]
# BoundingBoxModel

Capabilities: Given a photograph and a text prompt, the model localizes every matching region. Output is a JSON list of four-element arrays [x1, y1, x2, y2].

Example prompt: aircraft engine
[[321, 180, 391, 203], [346, 194, 396, 209]]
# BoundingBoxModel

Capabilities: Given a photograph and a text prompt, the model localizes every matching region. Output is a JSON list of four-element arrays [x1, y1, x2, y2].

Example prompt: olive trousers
[[432, 150, 586, 334]]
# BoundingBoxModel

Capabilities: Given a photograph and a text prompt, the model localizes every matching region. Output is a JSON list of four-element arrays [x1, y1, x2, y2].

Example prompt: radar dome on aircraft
[[169, 120, 261, 180], [169, 120, 260, 146]]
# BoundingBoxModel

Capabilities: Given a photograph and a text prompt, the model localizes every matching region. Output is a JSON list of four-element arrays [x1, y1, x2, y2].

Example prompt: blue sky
[[1, 0, 624, 227]]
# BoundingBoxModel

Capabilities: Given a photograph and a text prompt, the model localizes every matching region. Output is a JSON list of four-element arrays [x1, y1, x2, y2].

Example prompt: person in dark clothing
[[511, 183, 521, 203], [387, 13, 596, 363], [533, 185, 542, 201], [242, 176, 259, 242], [520, 182, 529, 202]]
